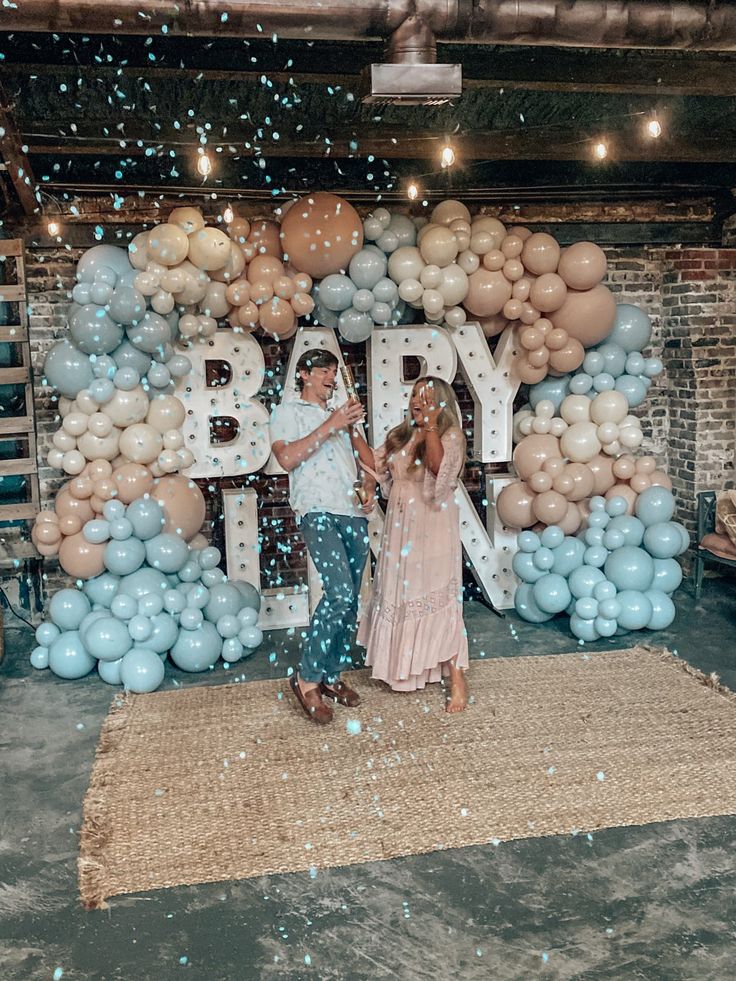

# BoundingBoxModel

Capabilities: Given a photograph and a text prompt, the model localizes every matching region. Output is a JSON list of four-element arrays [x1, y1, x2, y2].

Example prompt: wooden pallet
[[0, 238, 39, 522]]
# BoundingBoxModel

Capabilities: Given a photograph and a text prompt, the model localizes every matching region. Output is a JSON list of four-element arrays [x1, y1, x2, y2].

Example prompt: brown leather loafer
[[320, 679, 360, 708], [290, 674, 333, 724]]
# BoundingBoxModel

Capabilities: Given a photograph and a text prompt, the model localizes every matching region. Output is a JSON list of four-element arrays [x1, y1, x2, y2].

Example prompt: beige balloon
[[188, 227, 232, 271], [530, 273, 568, 313], [560, 421, 601, 463], [104, 386, 148, 428], [501, 234, 524, 259], [58, 533, 105, 580], [549, 284, 617, 348], [388, 246, 425, 284], [558, 501, 583, 535], [259, 296, 296, 337], [470, 216, 506, 250], [128, 232, 150, 271], [280, 193, 362, 277], [464, 269, 512, 317], [210, 243, 247, 284], [548, 338, 585, 374], [170, 261, 209, 305], [290, 292, 314, 317], [431, 200, 471, 226], [496, 480, 536, 528], [590, 390, 628, 426], [560, 394, 592, 425], [558, 241, 607, 290], [200, 281, 230, 319], [225, 278, 251, 305], [605, 484, 637, 515], [563, 462, 595, 502], [168, 207, 206, 235], [146, 223, 190, 266], [521, 232, 561, 276], [152, 474, 206, 540], [147, 395, 186, 434], [119, 423, 164, 465], [457, 249, 480, 274], [112, 462, 154, 503], [513, 433, 561, 481], [77, 428, 121, 462], [419, 226, 459, 267], [227, 217, 251, 245]]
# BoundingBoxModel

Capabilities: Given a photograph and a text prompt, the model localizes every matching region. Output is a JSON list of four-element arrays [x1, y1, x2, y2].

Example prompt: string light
[[197, 152, 212, 177], [646, 117, 662, 139], [593, 141, 608, 161], [223, 204, 234, 223], [407, 182, 419, 201], [47, 220, 60, 236], [440, 144, 456, 169]]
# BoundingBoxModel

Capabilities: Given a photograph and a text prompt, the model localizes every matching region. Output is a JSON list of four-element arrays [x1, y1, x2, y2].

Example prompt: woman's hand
[[420, 383, 442, 428], [360, 492, 375, 515]]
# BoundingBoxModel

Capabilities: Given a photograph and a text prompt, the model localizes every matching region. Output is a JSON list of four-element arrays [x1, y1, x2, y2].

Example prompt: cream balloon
[[560, 421, 601, 463], [168, 207, 206, 235], [104, 386, 149, 427], [188, 227, 231, 271], [419, 227, 459, 268], [398, 278, 423, 303], [590, 390, 629, 426], [431, 200, 471, 226], [419, 265, 442, 290], [200, 281, 230, 319], [146, 395, 186, 434], [128, 232, 150, 271], [387, 246, 425, 284], [87, 412, 114, 438], [470, 217, 506, 250], [560, 395, 592, 425], [163, 429, 184, 451], [119, 423, 164, 465], [77, 428, 122, 462], [146, 223, 190, 266], [151, 289, 175, 315], [170, 261, 209, 305], [457, 250, 480, 275], [210, 243, 247, 284]]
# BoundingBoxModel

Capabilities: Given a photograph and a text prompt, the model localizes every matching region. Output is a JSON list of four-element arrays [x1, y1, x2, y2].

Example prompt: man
[[270, 349, 374, 724]]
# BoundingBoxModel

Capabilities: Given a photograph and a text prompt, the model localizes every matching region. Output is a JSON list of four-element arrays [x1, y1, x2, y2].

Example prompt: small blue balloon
[[117, 567, 169, 600], [222, 638, 245, 662], [532, 547, 555, 571], [109, 517, 134, 541], [625, 352, 645, 375], [614, 374, 648, 408], [585, 527, 605, 547], [98, 656, 124, 685], [128, 614, 154, 643], [111, 594, 138, 621], [89, 377, 115, 404], [31, 646, 50, 670], [48, 631, 97, 679], [120, 648, 165, 693], [652, 558, 683, 594], [216, 614, 240, 639], [593, 580, 617, 602], [83, 519, 111, 545], [644, 356, 663, 378], [583, 351, 604, 375], [594, 616, 618, 638], [569, 374, 593, 395], [35, 621, 61, 647], [550, 537, 586, 577], [568, 565, 606, 599], [49, 589, 91, 631], [104, 537, 146, 576], [570, 614, 600, 642], [609, 303, 652, 353], [103, 499, 126, 522], [240, 625, 263, 649], [147, 612, 179, 654], [187, 584, 210, 610], [138, 592, 164, 617], [592, 372, 615, 393], [203, 582, 243, 622], [163, 589, 187, 614], [645, 589, 676, 630], [540, 526, 564, 549], [237, 606, 259, 627], [83, 572, 121, 609], [113, 366, 140, 391], [635, 486, 676, 527], [125, 498, 165, 541], [605, 495, 629, 518], [145, 533, 190, 573], [575, 597, 598, 620], [598, 597, 622, 620], [512, 551, 546, 584], [532, 573, 572, 614], [112, 340, 152, 377], [517, 531, 541, 554], [180, 608, 204, 630]]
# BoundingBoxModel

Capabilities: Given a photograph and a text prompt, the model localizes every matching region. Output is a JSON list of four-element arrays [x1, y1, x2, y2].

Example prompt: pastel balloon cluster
[[514, 488, 686, 640], [32, 469, 206, 578], [30, 544, 263, 693], [225, 252, 314, 340]]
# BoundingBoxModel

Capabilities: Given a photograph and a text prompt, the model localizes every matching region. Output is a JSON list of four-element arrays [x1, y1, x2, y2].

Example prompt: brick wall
[[13, 239, 736, 599]]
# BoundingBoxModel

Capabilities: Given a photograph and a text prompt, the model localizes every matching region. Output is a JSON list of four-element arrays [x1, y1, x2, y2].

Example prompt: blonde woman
[[358, 376, 469, 712]]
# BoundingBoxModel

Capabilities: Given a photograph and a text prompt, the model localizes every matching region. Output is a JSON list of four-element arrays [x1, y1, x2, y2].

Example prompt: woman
[[358, 376, 469, 712]]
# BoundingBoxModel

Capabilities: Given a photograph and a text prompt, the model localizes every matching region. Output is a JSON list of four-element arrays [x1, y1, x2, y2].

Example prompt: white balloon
[[119, 423, 163, 465], [560, 395, 592, 425], [77, 428, 122, 462], [532, 417, 551, 435], [419, 264, 442, 289], [75, 391, 98, 415], [62, 450, 86, 475], [47, 447, 65, 469], [421, 289, 444, 316], [457, 249, 480, 275], [443, 305, 466, 328], [53, 429, 76, 452], [397, 278, 423, 303], [560, 421, 601, 463], [438, 263, 469, 307], [163, 429, 184, 450], [87, 412, 114, 438], [62, 412, 89, 437], [151, 289, 175, 315], [590, 390, 629, 426], [387, 246, 425, 284], [536, 400, 555, 421], [128, 232, 150, 271]]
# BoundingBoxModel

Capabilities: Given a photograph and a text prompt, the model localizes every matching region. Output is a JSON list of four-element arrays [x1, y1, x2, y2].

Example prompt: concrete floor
[[1, 572, 736, 981]]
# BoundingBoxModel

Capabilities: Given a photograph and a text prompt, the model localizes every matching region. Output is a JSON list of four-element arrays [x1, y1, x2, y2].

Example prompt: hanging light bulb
[[440, 144, 456, 169], [407, 182, 419, 201], [47, 219, 60, 236], [223, 204, 234, 223], [197, 152, 212, 177], [593, 140, 608, 161], [646, 117, 662, 139]]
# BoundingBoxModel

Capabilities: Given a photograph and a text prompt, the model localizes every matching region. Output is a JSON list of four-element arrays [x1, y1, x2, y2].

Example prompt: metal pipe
[[5, 1, 736, 51]]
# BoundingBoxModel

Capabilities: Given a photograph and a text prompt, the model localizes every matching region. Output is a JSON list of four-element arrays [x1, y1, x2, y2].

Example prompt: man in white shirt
[[270, 349, 374, 724]]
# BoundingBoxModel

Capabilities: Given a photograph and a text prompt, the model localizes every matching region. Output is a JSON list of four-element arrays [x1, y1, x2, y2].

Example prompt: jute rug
[[79, 646, 736, 908]]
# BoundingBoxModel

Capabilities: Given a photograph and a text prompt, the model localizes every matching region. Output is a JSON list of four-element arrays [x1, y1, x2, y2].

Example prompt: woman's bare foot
[[446, 663, 468, 713]]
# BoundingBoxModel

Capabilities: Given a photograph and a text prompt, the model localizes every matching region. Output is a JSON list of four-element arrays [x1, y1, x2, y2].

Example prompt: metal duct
[[5, 1, 736, 51]]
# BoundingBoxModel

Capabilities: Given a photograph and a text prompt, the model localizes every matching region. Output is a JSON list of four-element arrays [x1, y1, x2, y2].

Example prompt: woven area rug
[[79, 646, 736, 908]]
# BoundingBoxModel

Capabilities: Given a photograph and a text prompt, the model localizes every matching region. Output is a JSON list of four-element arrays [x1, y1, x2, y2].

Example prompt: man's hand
[[360, 492, 375, 515], [329, 399, 365, 432]]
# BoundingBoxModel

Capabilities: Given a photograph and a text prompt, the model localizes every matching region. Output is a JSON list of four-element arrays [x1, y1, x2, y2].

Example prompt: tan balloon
[[119, 423, 164, 465], [513, 433, 561, 481], [558, 501, 583, 535], [227, 217, 251, 245], [280, 193, 362, 278], [457, 249, 480, 275], [480, 314, 509, 338], [649, 469, 673, 490], [86, 459, 113, 481], [509, 225, 533, 241], [147, 395, 186, 434], [200, 281, 230, 319], [533, 490, 568, 525], [516, 355, 549, 385], [612, 456, 636, 480], [54, 490, 94, 525], [225, 278, 250, 305], [249, 253, 285, 284], [259, 297, 296, 337], [168, 207, 206, 235], [35, 520, 62, 546], [128, 232, 150, 271], [504, 298, 524, 321], [58, 533, 105, 580], [152, 474, 206, 540], [558, 241, 607, 291], [464, 269, 512, 317], [249, 281, 274, 305], [502, 259, 524, 282], [605, 484, 637, 515], [188, 227, 232, 271], [419, 227, 459, 267], [438, 263, 468, 306], [77, 428, 121, 462], [528, 346, 550, 369], [470, 216, 506, 250], [170, 260, 209, 305], [521, 232, 561, 276], [482, 249, 505, 271], [512, 277, 534, 302], [289, 291, 313, 316], [530, 273, 568, 313], [210, 243, 247, 284], [549, 284, 617, 347], [146, 223, 190, 266], [431, 199, 471, 226], [248, 219, 282, 258], [635, 456, 657, 474], [58, 514, 82, 536], [548, 338, 585, 374], [112, 462, 154, 503], [187, 532, 209, 551], [273, 276, 295, 301], [104, 386, 148, 428], [237, 302, 260, 328], [564, 462, 595, 501], [501, 234, 524, 259], [68, 476, 93, 500], [530, 471, 553, 493], [496, 480, 536, 529]]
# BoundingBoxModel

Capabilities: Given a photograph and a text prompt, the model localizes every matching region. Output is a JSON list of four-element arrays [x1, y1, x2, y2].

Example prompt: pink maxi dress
[[358, 427, 469, 691]]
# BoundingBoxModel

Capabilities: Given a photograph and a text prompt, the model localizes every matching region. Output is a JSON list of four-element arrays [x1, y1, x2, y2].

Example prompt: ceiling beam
[[0, 84, 40, 215]]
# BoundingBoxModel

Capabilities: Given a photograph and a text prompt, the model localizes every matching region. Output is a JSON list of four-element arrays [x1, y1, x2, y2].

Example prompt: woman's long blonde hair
[[384, 376, 462, 468]]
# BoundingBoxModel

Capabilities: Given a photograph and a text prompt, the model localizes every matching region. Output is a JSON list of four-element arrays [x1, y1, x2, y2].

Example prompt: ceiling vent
[[361, 14, 462, 106]]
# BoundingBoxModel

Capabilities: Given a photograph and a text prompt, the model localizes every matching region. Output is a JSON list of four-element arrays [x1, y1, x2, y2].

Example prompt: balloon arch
[[30, 193, 686, 692]]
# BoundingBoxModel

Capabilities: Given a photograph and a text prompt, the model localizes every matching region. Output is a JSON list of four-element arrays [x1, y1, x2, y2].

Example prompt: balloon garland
[[30, 196, 678, 686]]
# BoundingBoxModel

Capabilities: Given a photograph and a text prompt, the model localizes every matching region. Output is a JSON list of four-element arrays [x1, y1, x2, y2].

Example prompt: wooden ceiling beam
[[0, 84, 40, 214]]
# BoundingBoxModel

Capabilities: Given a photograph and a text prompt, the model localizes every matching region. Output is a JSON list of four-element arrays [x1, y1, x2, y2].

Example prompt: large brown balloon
[[280, 192, 362, 278], [112, 463, 155, 504], [513, 433, 561, 481], [496, 480, 536, 529], [558, 241, 607, 291], [464, 268, 512, 317], [549, 283, 616, 348], [587, 453, 616, 495], [529, 273, 568, 313], [58, 532, 105, 580], [247, 219, 282, 259], [521, 233, 561, 276], [152, 475, 206, 541]]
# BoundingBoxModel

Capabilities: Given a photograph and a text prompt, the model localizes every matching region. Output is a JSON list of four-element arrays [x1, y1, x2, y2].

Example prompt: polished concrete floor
[[1, 570, 736, 981]]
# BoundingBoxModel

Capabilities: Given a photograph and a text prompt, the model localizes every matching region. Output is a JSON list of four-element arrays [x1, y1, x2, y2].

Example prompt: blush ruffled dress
[[358, 427, 469, 691]]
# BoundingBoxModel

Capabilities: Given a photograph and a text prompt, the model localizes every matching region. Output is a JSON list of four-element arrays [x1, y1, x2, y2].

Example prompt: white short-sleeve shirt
[[269, 399, 361, 522]]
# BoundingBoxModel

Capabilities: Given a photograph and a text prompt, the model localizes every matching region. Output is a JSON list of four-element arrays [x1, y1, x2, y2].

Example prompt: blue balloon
[[48, 631, 97, 679], [635, 486, 675, 527], [604, 545, 655, 592], [145, 533, 190, 573], [138, 592, 164, 617], [103, 499, 126, 522], [596, 342, 627, 378], [70, 305, 124, 355], [76, 245, 131, 283], [201, 568, 226, 588], [240, 626, 263, 649], [606, 514, 645, 548], [98, 657, 124, 685], [109, 518, 134, 541], [644, 356, 663, 378], [551, 537, 586, 577], [79, 610, 109, 642], [532, 547, 555, 571], [125, 497, 165, 541], [643, 521, 686, 560], [113, 366, 140, 391], [216, 614, 241, 639], [570, 615, 600, 642], [222, 638, 245, 662], [584, 545, 609, 569], [528, 375, 571, 412], [117, 567, 169, 600], [120, 648, 165, 693], [84, 616, 133, 662], [532, 573, 571, 614], [177, 557, 202, 583], [583, 351, 604, 375], [43, 340, 93, 398], [127, 310, 172, 354], [170, 621, 222, 672], [128, 614, 153, 643], [104, 537, 146, 576], [625, 352, 645, 375], [575, 597, 599, 620], [187, 584, 210, 610], [517, 531, 541, 554], [231, 580, 261, 612], [348, 248, 387, 290], [652, 557, 683, 594], [203, 582, 244, 622], [593, 580, 617, 602], [318, 274, 357, 312], [605, 496, 629, 518], [338, 307, 373, 343], [83, 572, 121, 609], [568, 565, 606, 599], [569, 373, 593, 395], [617, 590, 653, 631], [514, 582, 554, 623], [594, 616, 618, 638], [237, 606, 259, 627], [30, 646, 49, 670], [614, 374, 648, 408], [49, 589, 91, 631], [147, 612, 179, 654], [108, 285, 146, 325], [645, 590, 676, 630], [512, 550, 546, 584], [163, 589, 187, 614], [112, 340, 152, 377], [609, 303, 652, 353], [35, 621, 60, 647], [592, 372, 615, 393], [89, 377, 115, 404], [598, 597, 622, 620], [585, 527, 604, 548], [602, 528, 625, 551], [540, 526, 564, 549], [83, 519, 111, 545], [92, 354, 116, 379], [111, 594, 138, 620], [180, 608, 204, 630]]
